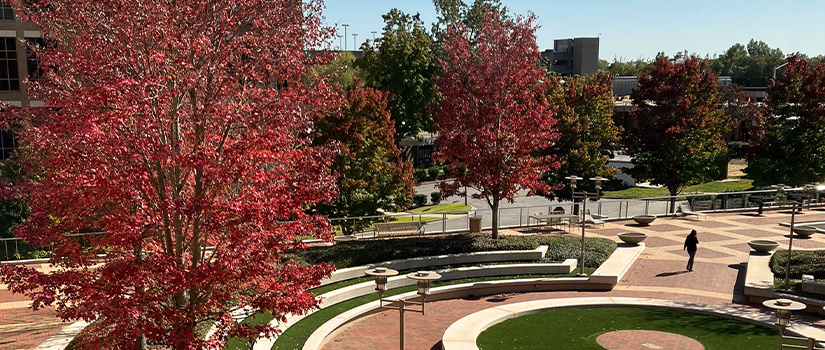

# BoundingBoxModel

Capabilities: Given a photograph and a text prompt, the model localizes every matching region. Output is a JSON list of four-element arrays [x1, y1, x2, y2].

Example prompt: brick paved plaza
[[4, 208, 825, 349]]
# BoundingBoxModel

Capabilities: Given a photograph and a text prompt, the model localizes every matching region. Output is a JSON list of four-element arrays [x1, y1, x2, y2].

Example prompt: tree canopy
[[0, 0, 340, 348], [313, 86, 414, 234], [746, 55, 825, 186], [710, 39, 784, 87], [543, 72, 621, 200], [626, 56, 732, 197], [433, 9, 558, 239], [358, 9, 437, 141]]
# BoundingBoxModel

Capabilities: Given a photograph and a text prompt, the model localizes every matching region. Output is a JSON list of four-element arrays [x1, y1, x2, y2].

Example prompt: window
[[0, 37, 19, 90], [0, 2, 13, 20], [26, 37, 45, 81], [0, 129, 14, 160]]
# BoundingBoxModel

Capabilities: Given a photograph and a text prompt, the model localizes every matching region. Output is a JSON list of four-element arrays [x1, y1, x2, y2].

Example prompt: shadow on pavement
[[655, 270, 689, 277], [729, 262, 748, 303]]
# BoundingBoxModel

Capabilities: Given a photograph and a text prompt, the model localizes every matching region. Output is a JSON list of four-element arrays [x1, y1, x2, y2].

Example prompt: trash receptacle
[[469, 215, 482, 233]]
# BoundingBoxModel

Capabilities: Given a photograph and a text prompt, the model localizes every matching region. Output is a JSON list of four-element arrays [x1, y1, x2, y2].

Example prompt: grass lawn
[[407, 203, 472, 214], [601, 179, 754, 199], [477, 307, 781, 350]]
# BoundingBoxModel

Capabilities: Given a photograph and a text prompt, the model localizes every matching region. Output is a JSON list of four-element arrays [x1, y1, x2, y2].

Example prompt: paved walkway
[[0, 263, 65, 350], [321, 208, 825, 350], [5, 208, 825, 350]]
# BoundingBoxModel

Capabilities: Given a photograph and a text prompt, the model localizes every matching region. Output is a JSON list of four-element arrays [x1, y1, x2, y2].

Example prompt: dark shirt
[[684, 235, 699, 252]]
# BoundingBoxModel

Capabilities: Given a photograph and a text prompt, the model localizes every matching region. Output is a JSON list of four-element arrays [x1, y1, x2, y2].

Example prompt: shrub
[[414, 168, 429, 182], [430, 192, 442, 205], [426, 167, 439, 180], [292, 234, 616, 269], [413, 194, 428, 207], [771, 250, 825, 279]]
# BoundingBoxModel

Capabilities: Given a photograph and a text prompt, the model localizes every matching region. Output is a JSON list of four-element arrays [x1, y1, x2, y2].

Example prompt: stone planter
[[632, 215, 656, 226], [747, 239, 779, 254], [618, 232, 647, 245], [793, 226, 817, 238]]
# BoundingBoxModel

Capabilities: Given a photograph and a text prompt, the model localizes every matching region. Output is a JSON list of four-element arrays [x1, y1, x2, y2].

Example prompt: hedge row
[[290, 234, 617, 269], [770, 250, 825, 279]]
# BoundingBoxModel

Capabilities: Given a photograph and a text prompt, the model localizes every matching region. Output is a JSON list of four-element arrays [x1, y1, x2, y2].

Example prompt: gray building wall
[[542, 37, 599, 76]]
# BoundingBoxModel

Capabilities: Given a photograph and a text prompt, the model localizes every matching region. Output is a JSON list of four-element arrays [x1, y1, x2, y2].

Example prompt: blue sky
[[322, 0, 825, 61]]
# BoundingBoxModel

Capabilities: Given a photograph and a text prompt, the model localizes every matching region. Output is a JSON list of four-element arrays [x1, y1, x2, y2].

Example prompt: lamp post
[[774, 62, 789, 79], [565, 175, 606, 277], [352, 33, 358, 50], [785, 201, 802, 291], [763, 298, 806, 348], [342, 24, 349, 50], [365, 268, 442, 350]]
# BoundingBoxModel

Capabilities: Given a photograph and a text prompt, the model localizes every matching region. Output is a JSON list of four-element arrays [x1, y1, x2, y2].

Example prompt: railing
[[328, 188, 821, 239], [1, 231, 104, 262], [3, 188, 820, 261]]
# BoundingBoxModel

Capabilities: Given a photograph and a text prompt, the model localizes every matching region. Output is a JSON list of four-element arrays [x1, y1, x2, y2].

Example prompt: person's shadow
[[656, 270, 689, 277]]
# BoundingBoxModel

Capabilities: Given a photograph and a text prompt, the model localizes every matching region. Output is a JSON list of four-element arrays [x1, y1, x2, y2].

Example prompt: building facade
[[0, 2, 42, 159], [541, 37, 599, 76]]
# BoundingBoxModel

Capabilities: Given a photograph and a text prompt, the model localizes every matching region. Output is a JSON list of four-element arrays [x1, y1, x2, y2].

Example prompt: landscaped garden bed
[[290, 234, 617, 269], [769, 250, 825, 300]]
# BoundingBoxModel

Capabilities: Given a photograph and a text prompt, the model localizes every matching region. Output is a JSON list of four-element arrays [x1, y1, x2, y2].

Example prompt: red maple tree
[[433, 10, 559, 239], [0, 0, 340, 348], [627, 56, 731, 201]]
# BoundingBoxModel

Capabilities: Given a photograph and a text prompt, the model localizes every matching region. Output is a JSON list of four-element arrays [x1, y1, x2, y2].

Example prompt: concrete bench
[[373, 221, 424, 238]]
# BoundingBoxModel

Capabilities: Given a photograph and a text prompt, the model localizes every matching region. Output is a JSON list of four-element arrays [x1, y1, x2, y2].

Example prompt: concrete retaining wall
[[320, 246, 548, 286]]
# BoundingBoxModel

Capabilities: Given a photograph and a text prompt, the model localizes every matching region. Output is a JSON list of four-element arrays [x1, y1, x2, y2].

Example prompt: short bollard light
[[365, 267, 398, 299]]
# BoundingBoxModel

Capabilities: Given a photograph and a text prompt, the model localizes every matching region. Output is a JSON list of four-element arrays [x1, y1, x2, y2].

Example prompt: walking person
[[684, 230, 699, 272]]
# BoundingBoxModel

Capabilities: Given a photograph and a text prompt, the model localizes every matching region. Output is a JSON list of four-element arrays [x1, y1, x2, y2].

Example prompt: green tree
[[746, 55, 825, 186], [0, 152, 29, 240], [313, 86, 414, 234], [626, 56, 732, 200], [357, 9, 437, 141], [604, 58, 651, 76], [543, 72, 622, 200], [712, 39, 784, 86], [432, 0, 507, 44], [307, 51, 361, 89]]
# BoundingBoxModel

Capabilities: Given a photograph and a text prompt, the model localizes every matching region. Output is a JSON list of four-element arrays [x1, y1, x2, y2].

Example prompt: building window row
[[0, 2, 13, 21]]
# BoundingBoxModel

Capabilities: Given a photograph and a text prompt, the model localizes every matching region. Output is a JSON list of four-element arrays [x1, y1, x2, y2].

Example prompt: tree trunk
[[668, 186, 678, 213], [491, 198, 499, 239], [133, 335, 146, 350]]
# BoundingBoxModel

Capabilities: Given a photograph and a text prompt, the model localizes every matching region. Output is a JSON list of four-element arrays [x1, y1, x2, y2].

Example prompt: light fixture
[[365, 267, 398, 299], [763, 298, 805, 328], [406, 271, 442, 300], [565, 175, 583, 190]]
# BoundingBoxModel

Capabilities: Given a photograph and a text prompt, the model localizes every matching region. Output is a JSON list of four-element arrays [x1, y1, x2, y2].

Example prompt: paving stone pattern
[[597, 330, 704, 350]]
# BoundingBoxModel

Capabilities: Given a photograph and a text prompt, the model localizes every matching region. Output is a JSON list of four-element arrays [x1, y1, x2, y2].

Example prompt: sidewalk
[[1, 262, 66, 350], [321, 209, 825, 350]]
